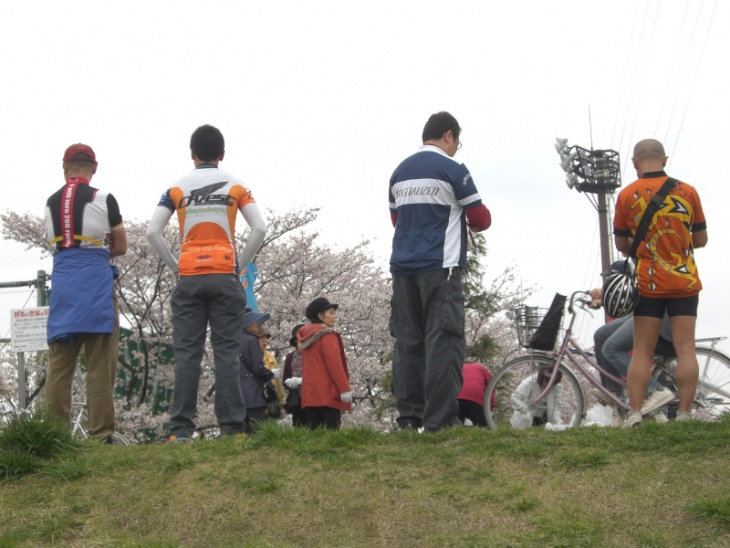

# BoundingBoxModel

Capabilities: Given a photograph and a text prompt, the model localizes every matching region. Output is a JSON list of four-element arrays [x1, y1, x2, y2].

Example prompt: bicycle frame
[[70, 403, 89, 440], [529, 292, 621, 409]]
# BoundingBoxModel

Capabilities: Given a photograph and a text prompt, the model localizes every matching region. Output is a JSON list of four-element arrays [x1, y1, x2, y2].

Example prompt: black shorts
[[635, 294, 699, 319]]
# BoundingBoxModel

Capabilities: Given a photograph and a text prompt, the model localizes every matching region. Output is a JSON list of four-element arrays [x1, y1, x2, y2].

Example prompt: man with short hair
[[614, 138, 708, 427], [147, 125, 267, 441], [44, 143, 127, 443], [389, 111, 492, 432]]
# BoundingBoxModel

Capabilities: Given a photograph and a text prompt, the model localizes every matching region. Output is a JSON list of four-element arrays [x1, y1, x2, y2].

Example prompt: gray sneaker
[[675, 412, 694, 422], [640, 387, 674, 416], [623, 412, 643, 428]]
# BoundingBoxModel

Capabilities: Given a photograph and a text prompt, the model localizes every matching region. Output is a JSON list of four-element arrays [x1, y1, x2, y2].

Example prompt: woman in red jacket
[[297, 297, 352, 430]]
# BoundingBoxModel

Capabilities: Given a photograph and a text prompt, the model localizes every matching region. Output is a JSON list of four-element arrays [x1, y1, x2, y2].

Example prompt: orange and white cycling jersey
[[157, 165, 255, 275], [614, 172, 706, 298]]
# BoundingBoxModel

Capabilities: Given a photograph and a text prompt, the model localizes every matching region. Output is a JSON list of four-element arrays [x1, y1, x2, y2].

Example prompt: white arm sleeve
[[146, 206, 178, 272], [237, 202, 267, 268], [511, 377, 533, 415]]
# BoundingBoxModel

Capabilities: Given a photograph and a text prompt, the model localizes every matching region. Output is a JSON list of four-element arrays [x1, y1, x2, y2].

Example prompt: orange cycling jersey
[[613, 172, 706, 298], [157, 165, 255, 275]]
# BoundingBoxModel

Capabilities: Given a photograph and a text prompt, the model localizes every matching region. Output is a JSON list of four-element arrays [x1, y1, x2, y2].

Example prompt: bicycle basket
[[511, 305, 548, 348], [512, 293, 566, 351]]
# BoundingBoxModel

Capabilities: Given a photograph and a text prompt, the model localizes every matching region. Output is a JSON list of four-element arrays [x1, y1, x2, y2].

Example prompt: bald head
[[633, 139, 666, 162], [632, 139, 667, 177]]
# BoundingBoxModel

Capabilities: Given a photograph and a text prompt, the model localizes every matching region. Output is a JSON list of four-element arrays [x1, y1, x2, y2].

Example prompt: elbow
[[614, 237, 630, 255], [474, 213, 492, 232], [110, 245, 127, 257], [693, 232, 708, 249], [466, 205, 491, 233]]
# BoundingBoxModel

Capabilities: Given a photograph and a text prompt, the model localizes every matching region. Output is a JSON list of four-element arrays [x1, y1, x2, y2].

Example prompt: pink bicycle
[[485, 291, 730, 429]]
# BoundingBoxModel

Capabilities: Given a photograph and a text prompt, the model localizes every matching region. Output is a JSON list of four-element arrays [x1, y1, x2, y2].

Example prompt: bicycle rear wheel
[[664, 346, 730, 419], [485, 354, 585, 430]]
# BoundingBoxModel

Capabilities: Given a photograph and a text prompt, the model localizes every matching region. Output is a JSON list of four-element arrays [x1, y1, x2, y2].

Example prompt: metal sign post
[[10, 307, 49, 409]]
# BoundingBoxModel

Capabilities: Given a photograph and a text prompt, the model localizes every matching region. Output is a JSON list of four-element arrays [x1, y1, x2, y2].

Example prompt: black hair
[[537, 366, 562, 387], [422, 111, 461, 143], [190, 124, 225, 162]]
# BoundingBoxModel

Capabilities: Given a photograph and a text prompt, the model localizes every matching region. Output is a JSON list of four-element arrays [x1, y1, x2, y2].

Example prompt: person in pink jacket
[[297, 297, 352, 430], [456, 362, 496, 427]]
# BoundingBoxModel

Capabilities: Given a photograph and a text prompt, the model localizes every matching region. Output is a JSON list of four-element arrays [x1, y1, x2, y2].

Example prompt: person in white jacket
[[510, 366, 564, 429]]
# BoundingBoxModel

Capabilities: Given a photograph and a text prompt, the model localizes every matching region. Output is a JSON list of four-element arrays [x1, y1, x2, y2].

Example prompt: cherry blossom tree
[[1, 207, 528, 437]]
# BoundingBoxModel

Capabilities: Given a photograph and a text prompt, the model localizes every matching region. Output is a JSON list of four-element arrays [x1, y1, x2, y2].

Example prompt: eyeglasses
[[457, 140, 463, 151]]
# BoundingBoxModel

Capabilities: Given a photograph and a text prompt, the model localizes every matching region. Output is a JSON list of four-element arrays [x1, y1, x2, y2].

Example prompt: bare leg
[[669, 315, 698, 413], [627, 316, 662, 412]]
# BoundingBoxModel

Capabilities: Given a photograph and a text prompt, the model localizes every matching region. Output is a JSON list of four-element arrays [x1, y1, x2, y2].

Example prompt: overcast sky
[[1, 1, 727, 355]]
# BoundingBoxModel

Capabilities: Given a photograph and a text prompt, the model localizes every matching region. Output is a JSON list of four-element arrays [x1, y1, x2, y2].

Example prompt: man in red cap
[[43, 143, 127, 443]]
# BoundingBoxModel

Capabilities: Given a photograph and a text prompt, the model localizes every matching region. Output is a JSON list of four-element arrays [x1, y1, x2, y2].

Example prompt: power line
[[615, 0, 646, 157], [669, 0, 718, 167], [662, 0, 704, 152], [622, 0, 661, 182], [654, 0, 691, 137]]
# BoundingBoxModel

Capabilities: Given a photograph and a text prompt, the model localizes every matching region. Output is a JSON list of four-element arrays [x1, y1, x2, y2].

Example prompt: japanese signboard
[[10, 307, 49, 352]]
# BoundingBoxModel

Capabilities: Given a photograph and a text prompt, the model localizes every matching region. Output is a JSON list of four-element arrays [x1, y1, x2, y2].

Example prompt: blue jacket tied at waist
[[47, 247, 116, 344]]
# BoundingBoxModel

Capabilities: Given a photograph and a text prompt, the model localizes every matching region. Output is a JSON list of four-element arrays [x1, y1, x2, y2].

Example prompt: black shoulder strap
[[627, 177, 677, 260]]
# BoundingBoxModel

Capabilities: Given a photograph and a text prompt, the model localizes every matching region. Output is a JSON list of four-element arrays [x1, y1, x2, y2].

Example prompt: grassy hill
[[1, 416, 730, 547]]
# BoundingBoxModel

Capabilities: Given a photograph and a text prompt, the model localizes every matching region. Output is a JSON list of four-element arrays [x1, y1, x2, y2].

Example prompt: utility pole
[[554, 138, 622, 275]]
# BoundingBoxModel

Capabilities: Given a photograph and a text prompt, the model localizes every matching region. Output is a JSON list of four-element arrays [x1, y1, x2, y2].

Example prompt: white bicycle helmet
[[601, 271, 638, 318]]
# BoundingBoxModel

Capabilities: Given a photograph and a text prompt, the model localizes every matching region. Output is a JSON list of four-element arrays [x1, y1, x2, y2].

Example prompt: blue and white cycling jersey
[[389, 145, 483, 275]]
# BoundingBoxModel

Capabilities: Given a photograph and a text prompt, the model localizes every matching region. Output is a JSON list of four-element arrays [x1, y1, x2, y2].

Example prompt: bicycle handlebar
[[568, 290, 594, 315]]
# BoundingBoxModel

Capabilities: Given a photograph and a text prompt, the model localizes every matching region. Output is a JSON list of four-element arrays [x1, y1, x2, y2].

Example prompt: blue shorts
[[635, 294, 699, 319]]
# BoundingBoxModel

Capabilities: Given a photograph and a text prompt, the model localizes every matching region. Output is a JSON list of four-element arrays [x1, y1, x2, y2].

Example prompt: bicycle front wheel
[[109, 432, 132, 446], [485, 354, 585, 430]]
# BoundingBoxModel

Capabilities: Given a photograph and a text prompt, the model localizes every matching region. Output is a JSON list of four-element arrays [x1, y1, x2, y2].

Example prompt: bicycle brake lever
[[575, 299, 596, 316]]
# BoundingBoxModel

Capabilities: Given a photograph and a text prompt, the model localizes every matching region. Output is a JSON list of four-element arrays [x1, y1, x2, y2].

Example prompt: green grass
[[1, 417, 730, 546], [0, 410, 82, 481]]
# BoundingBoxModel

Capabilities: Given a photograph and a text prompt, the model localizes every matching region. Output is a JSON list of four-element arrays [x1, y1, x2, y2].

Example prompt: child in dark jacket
[[239, 308, 279, 433]]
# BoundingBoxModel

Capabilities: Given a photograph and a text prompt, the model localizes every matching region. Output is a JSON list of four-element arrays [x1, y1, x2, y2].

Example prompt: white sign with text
[[10, 307, 49, 352]]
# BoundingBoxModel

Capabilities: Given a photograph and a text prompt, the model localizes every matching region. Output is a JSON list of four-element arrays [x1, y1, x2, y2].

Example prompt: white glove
[[340, 391, 353, 403], [284, 377, 302, 389], [270, 368, 281, 379]]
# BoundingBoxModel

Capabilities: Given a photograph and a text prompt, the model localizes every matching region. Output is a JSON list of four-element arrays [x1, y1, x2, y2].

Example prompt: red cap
[[62, 143, 96, 163]]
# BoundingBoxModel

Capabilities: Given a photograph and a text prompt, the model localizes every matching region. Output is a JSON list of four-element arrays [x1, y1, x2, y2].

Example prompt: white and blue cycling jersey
[[389, 145, 483, 275]]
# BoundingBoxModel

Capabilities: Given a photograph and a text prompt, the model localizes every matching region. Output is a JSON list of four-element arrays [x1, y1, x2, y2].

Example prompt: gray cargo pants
[[391, 268, 466, 431], [169, 273, 247, 436]]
